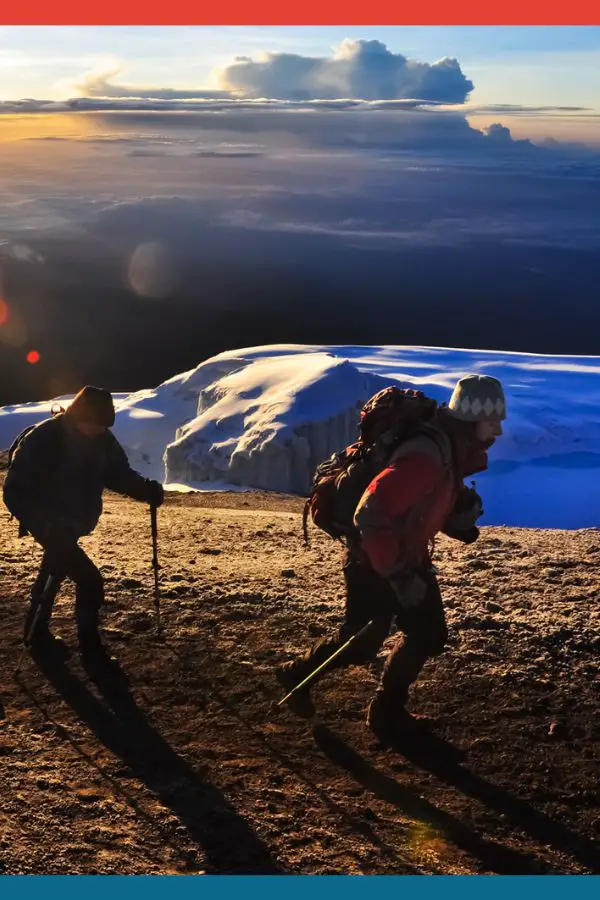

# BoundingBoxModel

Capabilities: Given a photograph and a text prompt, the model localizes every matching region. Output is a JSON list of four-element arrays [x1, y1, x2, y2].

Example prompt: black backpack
[[7, 404, 65, 469], [5, 405, 66, 537]]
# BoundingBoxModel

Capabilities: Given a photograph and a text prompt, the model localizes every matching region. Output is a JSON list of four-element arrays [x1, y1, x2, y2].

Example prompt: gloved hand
[[442, 485, 483, 542], [451, 525, 480, 544], [146, 479, 164, 508], [388, 570, 429, 610]]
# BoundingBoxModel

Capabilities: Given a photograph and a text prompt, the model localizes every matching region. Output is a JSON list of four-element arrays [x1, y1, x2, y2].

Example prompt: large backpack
[[6, 403, 65, 470], [302, 386, 446, 545], [5, 404, 66, 536]]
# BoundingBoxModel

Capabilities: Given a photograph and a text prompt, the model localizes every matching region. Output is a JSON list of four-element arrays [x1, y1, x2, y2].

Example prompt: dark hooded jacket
[[3, 412, 153, 539]]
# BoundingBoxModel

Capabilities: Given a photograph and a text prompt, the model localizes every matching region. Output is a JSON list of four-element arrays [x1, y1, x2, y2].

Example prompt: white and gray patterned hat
[[447, 374, 506, 423]]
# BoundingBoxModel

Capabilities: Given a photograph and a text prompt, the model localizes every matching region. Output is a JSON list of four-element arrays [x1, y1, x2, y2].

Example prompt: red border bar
[[1, 4, 599, 25]]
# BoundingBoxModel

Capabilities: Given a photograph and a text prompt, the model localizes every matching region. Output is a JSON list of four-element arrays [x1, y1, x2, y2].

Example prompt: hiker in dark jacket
[[277, 375, 506, 741], [3, 385, 164, 658]]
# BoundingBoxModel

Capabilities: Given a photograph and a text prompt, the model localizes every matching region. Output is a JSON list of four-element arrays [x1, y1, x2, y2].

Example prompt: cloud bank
[[1, 99, 599, 406], [53, 40, 473, 106]]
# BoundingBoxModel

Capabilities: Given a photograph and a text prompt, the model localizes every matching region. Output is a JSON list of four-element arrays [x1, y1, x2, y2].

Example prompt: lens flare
[[26, 350, 41, 365], [127, 241, 179, 300], [0, 302, 27, 347]]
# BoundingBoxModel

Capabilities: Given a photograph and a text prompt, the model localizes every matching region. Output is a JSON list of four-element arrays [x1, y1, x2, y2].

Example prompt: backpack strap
[[7, 425, 36, 468], [388, 424, 453, 473]]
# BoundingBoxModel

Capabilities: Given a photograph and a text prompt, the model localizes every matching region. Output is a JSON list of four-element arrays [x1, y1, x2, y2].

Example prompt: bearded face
[[475, 420, 503, 450]]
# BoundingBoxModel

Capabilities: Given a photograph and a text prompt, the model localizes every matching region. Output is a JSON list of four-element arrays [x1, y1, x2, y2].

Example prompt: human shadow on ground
[[23, 648, 283, 874], [313, 724, 599, 874]]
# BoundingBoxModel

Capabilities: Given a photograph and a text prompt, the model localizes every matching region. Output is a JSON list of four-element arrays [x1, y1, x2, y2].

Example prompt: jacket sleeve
[[103, 435, 153, 503], [353, 453, 443, 577], [3, 420, 59, 526]]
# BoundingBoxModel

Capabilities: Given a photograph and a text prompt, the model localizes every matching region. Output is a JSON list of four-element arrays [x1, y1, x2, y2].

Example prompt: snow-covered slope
[[2, 343, 600, 528], [165, 353, 389, 494]]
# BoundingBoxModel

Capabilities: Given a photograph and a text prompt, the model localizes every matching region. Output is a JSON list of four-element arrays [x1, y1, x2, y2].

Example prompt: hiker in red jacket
[[277, 374, 506, 742]]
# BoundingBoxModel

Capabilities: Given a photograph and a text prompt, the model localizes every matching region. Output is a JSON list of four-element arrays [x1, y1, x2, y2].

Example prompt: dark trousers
[[297, 550, 448, 708], [29, 542, 104, 637]]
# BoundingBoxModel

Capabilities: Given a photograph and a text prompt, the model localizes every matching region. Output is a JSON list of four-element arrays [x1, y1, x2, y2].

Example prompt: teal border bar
[[2, 874, 599, 893]]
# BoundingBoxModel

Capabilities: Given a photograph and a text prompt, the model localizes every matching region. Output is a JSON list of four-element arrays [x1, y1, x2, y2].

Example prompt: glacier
[[2, 343, 600, 529]]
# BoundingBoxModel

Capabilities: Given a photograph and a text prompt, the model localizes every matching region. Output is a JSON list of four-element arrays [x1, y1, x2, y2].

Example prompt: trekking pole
[[277, 619, 375, 708], [14, 573, 57, 676], [150, 504, 162, 636]]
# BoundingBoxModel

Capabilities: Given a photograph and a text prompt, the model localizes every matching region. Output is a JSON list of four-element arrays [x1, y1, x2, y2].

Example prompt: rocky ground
[[1, 474, 599, 875]]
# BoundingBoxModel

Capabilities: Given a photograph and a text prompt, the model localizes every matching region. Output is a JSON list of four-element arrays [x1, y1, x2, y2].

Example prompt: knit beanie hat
[[447, 374, 506, 423], [67, 386, 115, 427]]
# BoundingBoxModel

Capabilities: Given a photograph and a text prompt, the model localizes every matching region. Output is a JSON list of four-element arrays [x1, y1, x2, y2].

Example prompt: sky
[[1, 26, 599, 404], [0, 26, 599, 143]]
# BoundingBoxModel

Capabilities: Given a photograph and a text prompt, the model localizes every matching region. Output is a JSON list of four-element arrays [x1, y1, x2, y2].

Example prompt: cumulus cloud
[[485, 123, 520, 143], [216, 39, 474, 103], [483, 122, 536, 151]]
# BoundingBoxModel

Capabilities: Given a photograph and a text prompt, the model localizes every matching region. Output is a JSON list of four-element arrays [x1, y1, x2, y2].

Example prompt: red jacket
[[354, 428, 486, 577]]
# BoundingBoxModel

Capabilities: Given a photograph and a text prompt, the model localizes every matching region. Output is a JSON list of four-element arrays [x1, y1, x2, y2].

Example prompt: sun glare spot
[[127, 241, 179, 299]]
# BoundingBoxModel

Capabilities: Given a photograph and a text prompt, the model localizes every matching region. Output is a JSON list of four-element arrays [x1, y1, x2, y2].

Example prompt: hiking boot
[[366, 694, 432, 745], [275, 661, 316, 718]]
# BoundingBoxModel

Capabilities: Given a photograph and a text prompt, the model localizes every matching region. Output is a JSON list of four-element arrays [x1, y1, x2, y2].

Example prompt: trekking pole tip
[[267, 698, 286, 717]]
